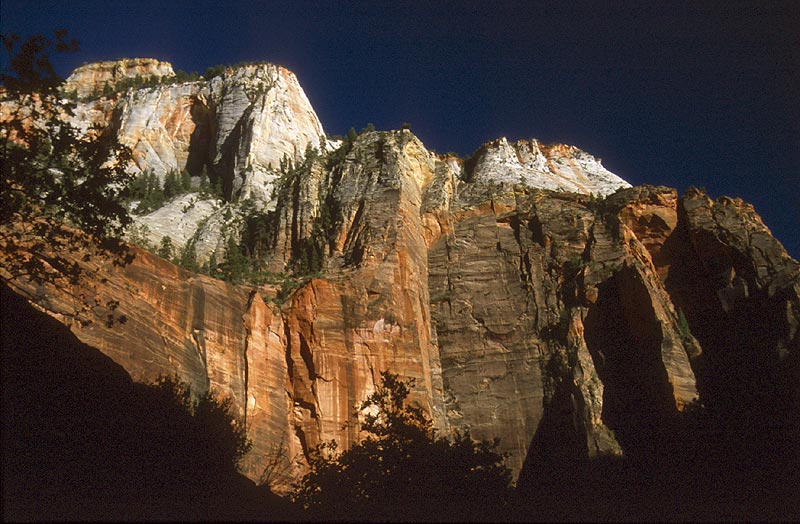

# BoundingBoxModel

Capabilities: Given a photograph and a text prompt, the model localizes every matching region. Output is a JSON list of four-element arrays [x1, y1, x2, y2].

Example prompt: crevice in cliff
[[242, 289, 260, 427], [528, 213, 547, 248], [294, 425, 311, 459], [299, 333, 316, 381], [186, 96, 212, 177], [283, 321, 296, 386], [343, 199, 367, 267], [583, 266, 678, 457], [214, 108, 250, 201], [189, 329, 211, 392], [283, 320, 320, 426], [190, 285, 206, 330]]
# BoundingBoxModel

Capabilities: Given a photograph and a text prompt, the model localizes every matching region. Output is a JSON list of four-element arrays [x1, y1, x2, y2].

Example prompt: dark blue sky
[[2, 0, 798, 257]]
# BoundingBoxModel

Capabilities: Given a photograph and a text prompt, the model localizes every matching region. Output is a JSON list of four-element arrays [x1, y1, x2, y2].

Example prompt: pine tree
[[163, 170, 181, 199], [178, 240, 199, 272], [213, 177, 224, 200], [208, 253, 218, 277], [199, 165, 210, 193], [156, 236, 175, 260], [136, 172, 165, 213], [219, 234, 248, 283], [181, 170, 192, 191], [128, 172, 148, 200]]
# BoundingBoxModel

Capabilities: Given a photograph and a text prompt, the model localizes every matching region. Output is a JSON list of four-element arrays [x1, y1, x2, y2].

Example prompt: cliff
[[4, 59, 799, 495], [64, 58, 175, 99], [56, 60, 329, 258], [466, 137, 630, 196], [1, 283, 296, 521]]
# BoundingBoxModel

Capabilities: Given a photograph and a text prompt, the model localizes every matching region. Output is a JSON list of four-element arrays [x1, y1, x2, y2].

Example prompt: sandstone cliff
[[5, 60, 799, 495], [66, 61, 326, 195], [466, 137, 630, 196], [50, 60, 329, 257], [64, 58, 174, 99]]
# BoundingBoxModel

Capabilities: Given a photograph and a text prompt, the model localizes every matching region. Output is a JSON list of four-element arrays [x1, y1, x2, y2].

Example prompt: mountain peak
[[468, 136, 630, 196]]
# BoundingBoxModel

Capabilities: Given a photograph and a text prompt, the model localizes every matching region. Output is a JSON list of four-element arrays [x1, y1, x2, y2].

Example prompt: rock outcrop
[[53, 61, 332, 261], [4, 60, 798, 496], [64, 58, 174, 99], [69, 62, 327, 198], [466, 137, 630, 196]]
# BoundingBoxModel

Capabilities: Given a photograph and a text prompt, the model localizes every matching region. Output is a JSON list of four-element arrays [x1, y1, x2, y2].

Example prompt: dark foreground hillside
[[1, 284, 296, 522]]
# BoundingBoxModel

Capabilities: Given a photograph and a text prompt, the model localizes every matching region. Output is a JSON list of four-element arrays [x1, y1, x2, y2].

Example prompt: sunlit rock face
[[103, 63, 327, 203], [204, 64, 329, 203], [425, 182, 700, 474], [114, 82, 206, 178], [60, 61, 330, 260], [6, 60, 798, 495], [63, 58, 175, 99], [467, 137, 630, 196]]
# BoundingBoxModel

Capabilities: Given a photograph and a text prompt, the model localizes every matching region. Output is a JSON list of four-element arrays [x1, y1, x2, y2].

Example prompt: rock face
[[662, 189, 800, 413], [5, 60, 799, 495], [53, 61, 332, 260], [64, 58, 174, 99], [466, 137, 630, 196], [70, 62, 327, 199], [204, 64, 328, 202], [115, 82, 205, 177], [426, 183, 700, 473]]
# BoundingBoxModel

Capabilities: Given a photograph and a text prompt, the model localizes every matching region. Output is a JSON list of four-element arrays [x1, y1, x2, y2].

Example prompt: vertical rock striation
[[55, 60, 330, 260]]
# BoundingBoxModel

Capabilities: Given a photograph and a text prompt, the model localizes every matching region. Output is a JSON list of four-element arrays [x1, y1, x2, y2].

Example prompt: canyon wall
[[5, 60, 798, 493]]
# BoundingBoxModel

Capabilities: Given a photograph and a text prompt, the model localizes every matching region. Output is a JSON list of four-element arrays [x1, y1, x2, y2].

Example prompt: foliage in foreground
[[1, 31, 134, 290], [148, 374, 253, 473], [293, 372, 513, 521]]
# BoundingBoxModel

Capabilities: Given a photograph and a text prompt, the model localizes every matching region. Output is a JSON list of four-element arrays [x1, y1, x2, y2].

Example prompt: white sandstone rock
[[471, 137, 630, 196], [132, 194, 220, 250]]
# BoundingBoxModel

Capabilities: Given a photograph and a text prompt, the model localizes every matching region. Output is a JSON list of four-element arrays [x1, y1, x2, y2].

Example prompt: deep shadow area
[[1, 285, 297, 521], [582, 267, 678, 456], [185, 96, 213, 178], [515, 397, 800, 522], [662, 201, 799, 436], [515, 263, 800, 522]]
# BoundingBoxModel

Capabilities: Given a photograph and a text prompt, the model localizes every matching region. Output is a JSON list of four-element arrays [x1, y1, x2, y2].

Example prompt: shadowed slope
[[1, 284, 295, 521]]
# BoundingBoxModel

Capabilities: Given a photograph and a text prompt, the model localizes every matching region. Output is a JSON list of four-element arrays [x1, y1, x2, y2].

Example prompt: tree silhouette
[[148, 374, 253, 474], [0, 31, 134, 291], [156, 235, 176, 260], [293, 372, 513, 521]]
